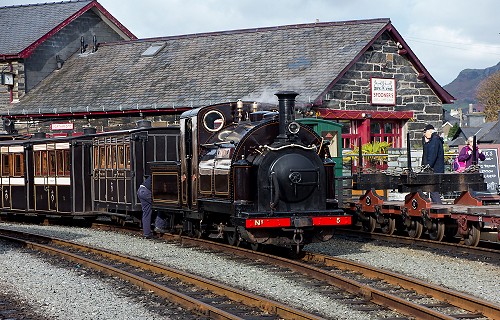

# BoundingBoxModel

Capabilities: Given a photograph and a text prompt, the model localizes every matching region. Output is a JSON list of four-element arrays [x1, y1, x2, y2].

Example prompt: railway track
[[0, 227, 323, 320], [174, 235, 499, 320], [92, 223, 500, 319], [335, 228, 500, 259], [1, 223, 499, 319]]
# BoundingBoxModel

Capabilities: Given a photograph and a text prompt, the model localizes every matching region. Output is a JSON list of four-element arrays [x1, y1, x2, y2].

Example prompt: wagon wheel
[[407, 219, 423, 238], [226, 230, 240, 247], [463, 223, 481, 246], [428, 221, 445, 242], [380, 217, 396, 235], [362, 216, 376, 233]]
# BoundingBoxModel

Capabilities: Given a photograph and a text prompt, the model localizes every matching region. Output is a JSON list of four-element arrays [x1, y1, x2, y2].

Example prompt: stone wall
[[321, 31, 443, 147]]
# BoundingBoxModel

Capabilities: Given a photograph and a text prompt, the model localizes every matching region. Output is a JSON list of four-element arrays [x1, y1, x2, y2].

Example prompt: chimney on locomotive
[[275, 91, 299, 141]]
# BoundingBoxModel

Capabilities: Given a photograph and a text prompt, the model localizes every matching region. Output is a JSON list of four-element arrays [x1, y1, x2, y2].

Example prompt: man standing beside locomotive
[[421, 124, 444, 204], [137, 175, 168, 239]]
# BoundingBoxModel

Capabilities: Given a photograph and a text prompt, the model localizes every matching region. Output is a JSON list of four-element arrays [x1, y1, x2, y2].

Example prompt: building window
[[339, 120, 359, 149], [370, 120, 401, 147]]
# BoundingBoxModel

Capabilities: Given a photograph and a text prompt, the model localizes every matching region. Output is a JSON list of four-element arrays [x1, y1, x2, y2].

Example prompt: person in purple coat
[[458, 136, 486, 168]]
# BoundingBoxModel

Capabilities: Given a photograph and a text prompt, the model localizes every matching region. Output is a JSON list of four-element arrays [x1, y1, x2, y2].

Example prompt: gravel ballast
[[1, 223, 498, 320]]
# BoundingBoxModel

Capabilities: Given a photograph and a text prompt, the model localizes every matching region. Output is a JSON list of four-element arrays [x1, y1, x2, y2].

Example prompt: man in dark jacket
[[422, 124, 444, 203], [137, 175, 167, 238]]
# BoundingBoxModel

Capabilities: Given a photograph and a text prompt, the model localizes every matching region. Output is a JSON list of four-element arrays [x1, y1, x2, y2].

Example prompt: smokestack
[[275, 91, 299, 140]]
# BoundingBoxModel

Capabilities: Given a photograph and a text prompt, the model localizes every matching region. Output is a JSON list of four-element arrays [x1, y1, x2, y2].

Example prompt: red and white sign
[[50, 123, 74, 130], [371, 77, 396, 105]]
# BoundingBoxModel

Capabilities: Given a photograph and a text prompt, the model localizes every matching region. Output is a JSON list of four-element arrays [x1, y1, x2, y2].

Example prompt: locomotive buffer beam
[[354, 172, 487, 193]]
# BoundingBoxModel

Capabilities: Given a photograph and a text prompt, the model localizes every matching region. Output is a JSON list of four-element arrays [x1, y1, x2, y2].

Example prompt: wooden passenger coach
[[28, 134, 93, 215], [91, 124, 180, 217]]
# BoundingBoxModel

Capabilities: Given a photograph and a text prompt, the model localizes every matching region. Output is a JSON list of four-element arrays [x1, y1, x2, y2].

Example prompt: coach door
[[115, 136, 130, 204], [93, 135, 129, 208]]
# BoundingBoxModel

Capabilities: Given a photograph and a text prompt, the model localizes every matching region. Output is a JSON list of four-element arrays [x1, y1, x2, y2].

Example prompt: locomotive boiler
[[150, 91, 351, 252]]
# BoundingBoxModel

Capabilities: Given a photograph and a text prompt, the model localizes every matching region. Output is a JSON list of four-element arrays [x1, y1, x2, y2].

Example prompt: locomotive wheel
[[428, 221, 445, 242], [380, 217, 396, 235], [250, 242, 262, 251], [192, 229, 203, 239], [362, 216, 376, 233], [463, 224, 481, 246], [226, 231, 240, 247], [408, 219, 423, 238]]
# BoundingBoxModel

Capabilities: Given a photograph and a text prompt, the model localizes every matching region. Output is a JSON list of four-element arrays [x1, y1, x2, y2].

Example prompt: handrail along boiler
[[150, 91, 351, 252]]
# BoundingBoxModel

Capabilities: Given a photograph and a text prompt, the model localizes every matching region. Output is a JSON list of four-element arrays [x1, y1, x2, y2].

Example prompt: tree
[[448, 123, 460, 140], [476, 69, 500, 121]]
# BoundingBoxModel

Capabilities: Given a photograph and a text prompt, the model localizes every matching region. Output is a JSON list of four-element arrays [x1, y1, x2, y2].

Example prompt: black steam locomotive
[[150, 91, 351, 252]]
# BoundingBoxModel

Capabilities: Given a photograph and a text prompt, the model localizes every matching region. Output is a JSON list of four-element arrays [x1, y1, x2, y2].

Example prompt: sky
[[2, 0, 500, 86]]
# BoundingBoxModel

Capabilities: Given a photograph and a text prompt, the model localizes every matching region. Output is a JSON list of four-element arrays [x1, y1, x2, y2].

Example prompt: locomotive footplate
[[354, 172, 487, 192]]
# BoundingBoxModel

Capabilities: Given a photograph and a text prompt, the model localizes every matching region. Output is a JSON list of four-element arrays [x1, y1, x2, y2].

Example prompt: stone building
[[0, 6, 453, 148], [0, 0, 135, 127]]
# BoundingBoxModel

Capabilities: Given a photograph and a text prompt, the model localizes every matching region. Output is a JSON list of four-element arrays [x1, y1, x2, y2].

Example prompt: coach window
[[14, 153, 24, 176], [111, 145, 117, 169], [117, 145, 125, 169], [2, 154, 9, 176], [98, 146, 105, 169], [34, 151, 48, 176], [56, 150, 70, 176], [57, 151, 64, 175], [41, 151, 48, 175], [125, 145, 130, 169], [64, 150, 70, 175], [48, 151, 56, 175]]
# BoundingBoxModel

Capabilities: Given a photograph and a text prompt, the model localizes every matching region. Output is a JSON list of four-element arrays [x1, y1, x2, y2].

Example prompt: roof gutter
[[2, 107, 191, 120]]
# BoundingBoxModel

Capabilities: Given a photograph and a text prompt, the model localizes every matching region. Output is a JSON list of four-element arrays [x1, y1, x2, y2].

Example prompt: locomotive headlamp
[[287, 121, 300, 134]]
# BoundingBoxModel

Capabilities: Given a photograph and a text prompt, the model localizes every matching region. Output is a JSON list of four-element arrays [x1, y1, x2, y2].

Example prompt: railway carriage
[[90, 122, 180, 221], [28, 133, 93, 215]]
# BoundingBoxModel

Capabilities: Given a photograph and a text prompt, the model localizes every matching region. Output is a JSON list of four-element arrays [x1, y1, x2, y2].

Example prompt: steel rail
[[302, 251, 500, 320], [0, 230, 324, 320], [176, 236, 499, 320]]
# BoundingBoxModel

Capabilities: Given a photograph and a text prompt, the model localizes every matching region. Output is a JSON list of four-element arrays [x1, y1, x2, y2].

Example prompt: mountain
[[443, 61, 500, 109]]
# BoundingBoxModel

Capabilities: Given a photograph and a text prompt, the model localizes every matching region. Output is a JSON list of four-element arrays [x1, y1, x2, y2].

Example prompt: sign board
[[50, 123, 74, 130], [479, 148, 499, 192], [371, 77, 396, 105]]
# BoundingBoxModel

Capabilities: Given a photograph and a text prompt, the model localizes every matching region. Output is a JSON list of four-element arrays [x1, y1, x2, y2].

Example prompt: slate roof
[[443, 110, 460, 126], [3, 18, 452, 117], [449, 122, 498, 146], [479, 121, 500, 143], [0, 0, 135, 57]]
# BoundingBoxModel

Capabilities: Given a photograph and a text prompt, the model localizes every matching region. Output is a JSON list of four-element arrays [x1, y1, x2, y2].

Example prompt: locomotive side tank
[[151, 91, 351, 252]]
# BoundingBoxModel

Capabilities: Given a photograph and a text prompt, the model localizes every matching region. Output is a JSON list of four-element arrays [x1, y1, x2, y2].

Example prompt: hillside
[[443, 61, 500, 109]]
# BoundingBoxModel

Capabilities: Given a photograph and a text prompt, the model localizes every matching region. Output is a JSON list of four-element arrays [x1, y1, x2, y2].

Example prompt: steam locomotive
[[150, 91, 351, 252]]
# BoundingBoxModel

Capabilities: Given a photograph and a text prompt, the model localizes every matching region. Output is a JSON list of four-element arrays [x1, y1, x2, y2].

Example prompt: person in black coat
[[421, 124, 444, 203]]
